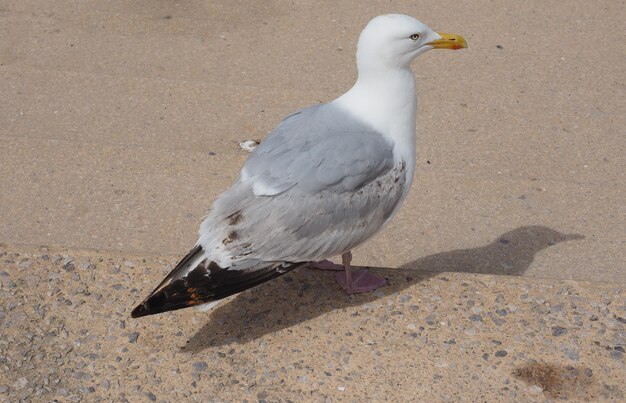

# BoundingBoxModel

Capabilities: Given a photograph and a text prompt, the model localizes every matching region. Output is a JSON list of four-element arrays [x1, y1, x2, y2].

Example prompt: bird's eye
[[410, 33, 420, 41]]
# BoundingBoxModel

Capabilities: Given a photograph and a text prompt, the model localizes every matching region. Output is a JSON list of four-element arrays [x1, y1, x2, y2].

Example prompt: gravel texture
[[0, 244, 624, 401]]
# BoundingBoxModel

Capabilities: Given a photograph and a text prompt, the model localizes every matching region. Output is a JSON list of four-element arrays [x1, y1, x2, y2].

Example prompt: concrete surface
[[1, 0, 625, 401], [1, 245, 624, 401]]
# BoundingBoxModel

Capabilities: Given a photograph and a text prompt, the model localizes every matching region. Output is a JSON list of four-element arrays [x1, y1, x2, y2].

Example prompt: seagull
[[131, 14, 466, 318]]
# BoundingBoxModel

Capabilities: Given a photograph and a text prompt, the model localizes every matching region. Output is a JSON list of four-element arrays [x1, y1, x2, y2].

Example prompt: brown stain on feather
[[222, 231, 238, 245], [227, 211, 243, 225]]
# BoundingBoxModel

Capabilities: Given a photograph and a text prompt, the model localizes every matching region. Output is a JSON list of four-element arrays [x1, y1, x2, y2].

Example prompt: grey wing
[[241, 105, 396, 195], [199, 104, 408, 264]]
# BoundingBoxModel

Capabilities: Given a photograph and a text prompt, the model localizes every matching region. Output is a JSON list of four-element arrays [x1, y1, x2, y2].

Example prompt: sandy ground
[[1, 0, 625, 401], [1, 0, 625, 282]]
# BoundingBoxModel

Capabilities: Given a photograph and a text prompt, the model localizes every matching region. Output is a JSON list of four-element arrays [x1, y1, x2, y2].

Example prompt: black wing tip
[[131, 297, 199, 318], [130, 245, 206, 319], [131, 303, 150, 318], [131, 244, 306, 319]]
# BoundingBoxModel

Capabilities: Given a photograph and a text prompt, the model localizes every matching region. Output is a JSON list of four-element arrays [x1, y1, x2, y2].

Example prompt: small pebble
[[373, 290, 385, 298], [464, 328, 477, 336], [193, 362, 208, 372], [338, 386, 345, 391], [0, 385, 8, 393], [491, 317, 506, 326], [13, 377, 28, 390], [469, 314, 483, 322], [128, 332, 139, 343], [564, 348, 579, 361], [495, 350, 507, 357], [18, 260, 32, 269], [552, 326, 567, 336]]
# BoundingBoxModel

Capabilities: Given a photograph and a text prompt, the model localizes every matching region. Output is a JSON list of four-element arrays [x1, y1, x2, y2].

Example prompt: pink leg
[[335, 251, 387, 294]]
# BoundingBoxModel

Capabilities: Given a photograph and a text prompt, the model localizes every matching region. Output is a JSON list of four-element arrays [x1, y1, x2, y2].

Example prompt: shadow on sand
[[184, 225, 583, 351]]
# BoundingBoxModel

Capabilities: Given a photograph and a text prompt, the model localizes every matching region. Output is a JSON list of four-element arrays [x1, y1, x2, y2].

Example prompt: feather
[[131, 245, 304, 318]]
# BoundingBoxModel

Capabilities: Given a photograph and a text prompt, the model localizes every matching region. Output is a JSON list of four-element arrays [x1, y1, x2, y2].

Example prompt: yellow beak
[[427, 32, 468, 50]]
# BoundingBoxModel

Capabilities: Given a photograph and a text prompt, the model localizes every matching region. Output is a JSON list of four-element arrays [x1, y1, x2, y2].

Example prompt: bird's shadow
[[184, 225, 583, 352]]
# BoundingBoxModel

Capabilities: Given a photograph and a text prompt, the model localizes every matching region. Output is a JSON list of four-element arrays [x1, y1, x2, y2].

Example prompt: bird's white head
[[356, 14, 467, 74]]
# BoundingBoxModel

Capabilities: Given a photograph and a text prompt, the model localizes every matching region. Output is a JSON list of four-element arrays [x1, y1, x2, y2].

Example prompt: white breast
[[332, 67, 418, 198]]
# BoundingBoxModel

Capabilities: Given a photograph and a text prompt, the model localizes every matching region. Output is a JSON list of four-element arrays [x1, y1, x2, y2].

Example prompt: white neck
[[332, 67, 417, 177]]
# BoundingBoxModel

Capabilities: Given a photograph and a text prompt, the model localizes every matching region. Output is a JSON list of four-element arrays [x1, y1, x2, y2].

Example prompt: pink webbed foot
[[336, 270, 387, 294], [310, 252, 387, 294], [308, 259, 345, 271]]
